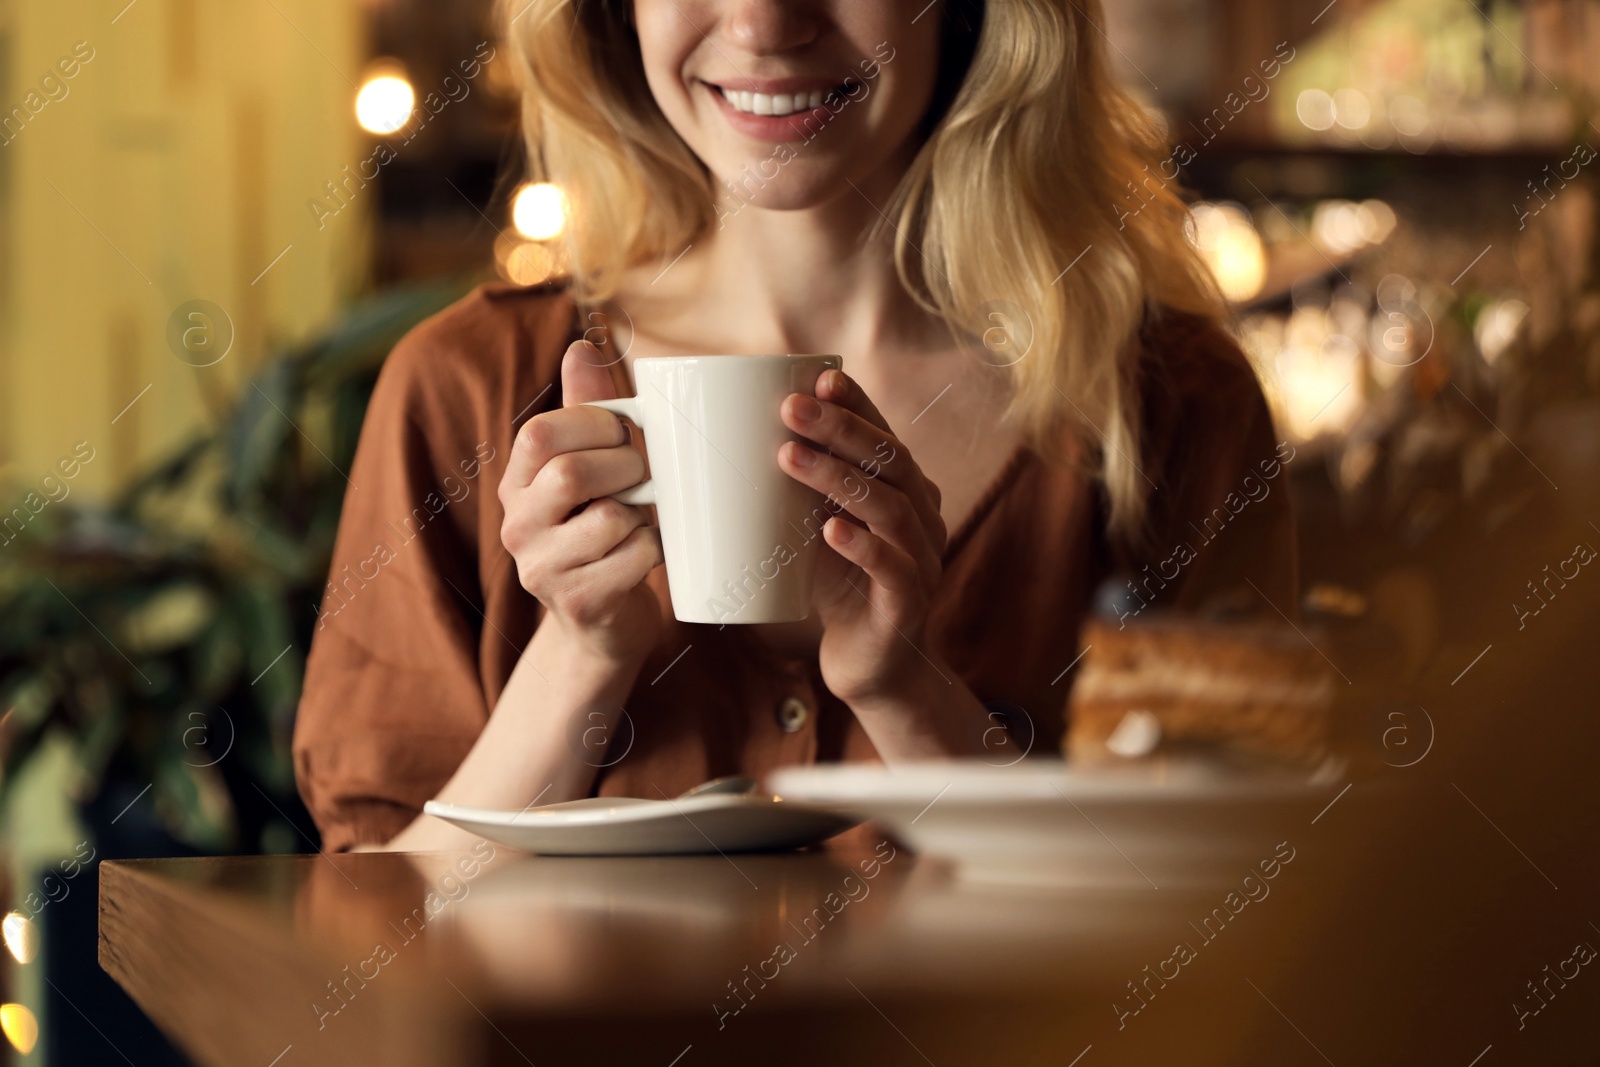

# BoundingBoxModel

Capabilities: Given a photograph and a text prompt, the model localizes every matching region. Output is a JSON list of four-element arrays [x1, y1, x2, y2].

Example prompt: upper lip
[[702, 75, 853, 95]]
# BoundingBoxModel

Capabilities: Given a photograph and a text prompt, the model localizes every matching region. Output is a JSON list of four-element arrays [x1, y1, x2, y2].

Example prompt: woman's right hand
[[498, 340, 663, 666]]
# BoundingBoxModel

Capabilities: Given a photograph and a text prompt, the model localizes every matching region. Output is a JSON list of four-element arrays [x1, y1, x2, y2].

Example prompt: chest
[[850, 358, 1022, 538]]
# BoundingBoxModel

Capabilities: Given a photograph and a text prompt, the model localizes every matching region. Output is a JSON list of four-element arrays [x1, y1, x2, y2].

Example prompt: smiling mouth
[[709, 82, 855, 117]]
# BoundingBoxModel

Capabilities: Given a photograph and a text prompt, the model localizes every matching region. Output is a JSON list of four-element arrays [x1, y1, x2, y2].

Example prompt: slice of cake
[[1066, 616, 1341, 768]]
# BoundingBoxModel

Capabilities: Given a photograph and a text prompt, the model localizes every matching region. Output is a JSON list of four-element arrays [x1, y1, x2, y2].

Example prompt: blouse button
[[776, 696, 809, 733]]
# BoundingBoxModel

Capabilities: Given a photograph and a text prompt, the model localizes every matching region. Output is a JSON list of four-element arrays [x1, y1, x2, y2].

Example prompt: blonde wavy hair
[[499, 0, 1226, 538]]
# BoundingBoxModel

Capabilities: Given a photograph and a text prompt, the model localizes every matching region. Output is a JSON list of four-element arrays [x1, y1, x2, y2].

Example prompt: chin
[[715, 180, 838, 214], [706, 151, 874, 216]]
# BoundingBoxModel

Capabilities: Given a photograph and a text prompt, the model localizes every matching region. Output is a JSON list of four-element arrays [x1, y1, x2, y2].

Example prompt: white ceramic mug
[[584, 354, 842, 625]]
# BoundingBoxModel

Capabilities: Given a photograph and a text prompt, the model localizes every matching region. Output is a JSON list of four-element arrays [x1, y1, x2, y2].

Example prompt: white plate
[[423, 794, 861, 856], [768, 759, 1326, 888]]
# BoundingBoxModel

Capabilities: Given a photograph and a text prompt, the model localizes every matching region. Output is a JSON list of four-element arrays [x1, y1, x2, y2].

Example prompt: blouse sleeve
[[292, 286, 563, 851]]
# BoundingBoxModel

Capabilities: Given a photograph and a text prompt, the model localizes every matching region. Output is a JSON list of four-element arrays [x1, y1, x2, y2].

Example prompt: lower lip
[[706, 84, 844, 143]]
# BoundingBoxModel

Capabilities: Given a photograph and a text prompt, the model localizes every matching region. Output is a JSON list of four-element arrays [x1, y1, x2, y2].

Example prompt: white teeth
[[722, 87, 833, 117]]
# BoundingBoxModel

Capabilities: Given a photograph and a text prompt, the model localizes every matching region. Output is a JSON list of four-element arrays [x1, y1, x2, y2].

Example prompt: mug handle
[[582, 397, 656, 506]]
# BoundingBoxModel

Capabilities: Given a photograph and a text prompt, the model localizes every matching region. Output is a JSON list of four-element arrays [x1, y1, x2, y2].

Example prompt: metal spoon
[[678, 775, 757, 799]]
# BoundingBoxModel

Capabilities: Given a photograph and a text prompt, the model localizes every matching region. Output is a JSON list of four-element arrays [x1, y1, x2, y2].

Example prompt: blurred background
[[1, 0, 1597, 1062]]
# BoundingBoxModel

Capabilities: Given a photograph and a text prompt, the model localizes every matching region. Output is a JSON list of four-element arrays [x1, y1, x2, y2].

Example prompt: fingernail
[[826, 370, 848, 396], [790, 394, 822, 422], [787, 443, 817, 468], [828, 518, 854, 544]]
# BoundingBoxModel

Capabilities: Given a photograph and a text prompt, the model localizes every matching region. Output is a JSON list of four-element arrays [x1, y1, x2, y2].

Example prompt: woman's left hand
[[777, 369, 970, 731]]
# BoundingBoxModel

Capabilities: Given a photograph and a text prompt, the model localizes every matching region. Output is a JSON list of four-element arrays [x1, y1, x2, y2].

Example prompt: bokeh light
[[1312, 201, 1367, 256], [1, 1004, 38, 1056], [355, 64, 416, 135], [1190, 202, 1267, 303], [495, 233, 564, 286], [1475, 299, 1530, 365], [1389, 95, 1430, 137], [1332, 88, 1372, 130], [1261, 306, 1365, 441], [2, 912, 37, 965], [512, 182, 569, 242], [1296, 89, 1336, 132], [1355, 200, 1397, 244]]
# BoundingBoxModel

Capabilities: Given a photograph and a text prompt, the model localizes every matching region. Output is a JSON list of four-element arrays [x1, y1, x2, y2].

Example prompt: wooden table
[[97, 758, 1600, 1067], [100, 840, 1092, 1065], [98, 832, 1326, 1067]]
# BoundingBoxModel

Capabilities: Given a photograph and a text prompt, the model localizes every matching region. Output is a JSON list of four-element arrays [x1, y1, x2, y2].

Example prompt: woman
[[294, 0, 1296, 851]]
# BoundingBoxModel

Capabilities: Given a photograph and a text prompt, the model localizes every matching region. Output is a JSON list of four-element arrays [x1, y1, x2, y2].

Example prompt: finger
[[783, 392, 899, 469], [503, 406, 632, 490], [781, 390, 944, 546], [822, 516, 923, 616], [503, 342, 627, 490], [503, 497, 649, 596], [529, 445, 648, 522], [789, 372, 899, 471], [550, 526, 662, 627], [562, 339, 623, 406], [780, 442, 941, 584], [571, 524, 664, 592], [780, 377, 940, 543], [547, 497, 651, 569], [814, 369, 891, 434]]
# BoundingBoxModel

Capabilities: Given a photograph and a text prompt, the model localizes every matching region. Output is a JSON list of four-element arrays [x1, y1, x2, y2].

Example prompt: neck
[[619, 156, 953, 358]]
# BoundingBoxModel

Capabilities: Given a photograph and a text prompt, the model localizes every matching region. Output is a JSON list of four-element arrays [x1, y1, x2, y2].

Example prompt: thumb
[[561, 340, 621, 407]]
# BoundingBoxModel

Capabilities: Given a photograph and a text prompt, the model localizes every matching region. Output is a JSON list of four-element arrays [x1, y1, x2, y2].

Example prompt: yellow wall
[[0, 0, 370, 499]]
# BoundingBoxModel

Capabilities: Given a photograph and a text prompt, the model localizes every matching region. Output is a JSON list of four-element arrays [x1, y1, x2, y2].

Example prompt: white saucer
[[422, 794, 861, 856], [768, 759, 1325, 888]]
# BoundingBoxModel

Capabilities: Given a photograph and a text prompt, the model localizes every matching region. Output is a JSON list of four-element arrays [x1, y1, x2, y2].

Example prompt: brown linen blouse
[[293, 281, 1297, 851]]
